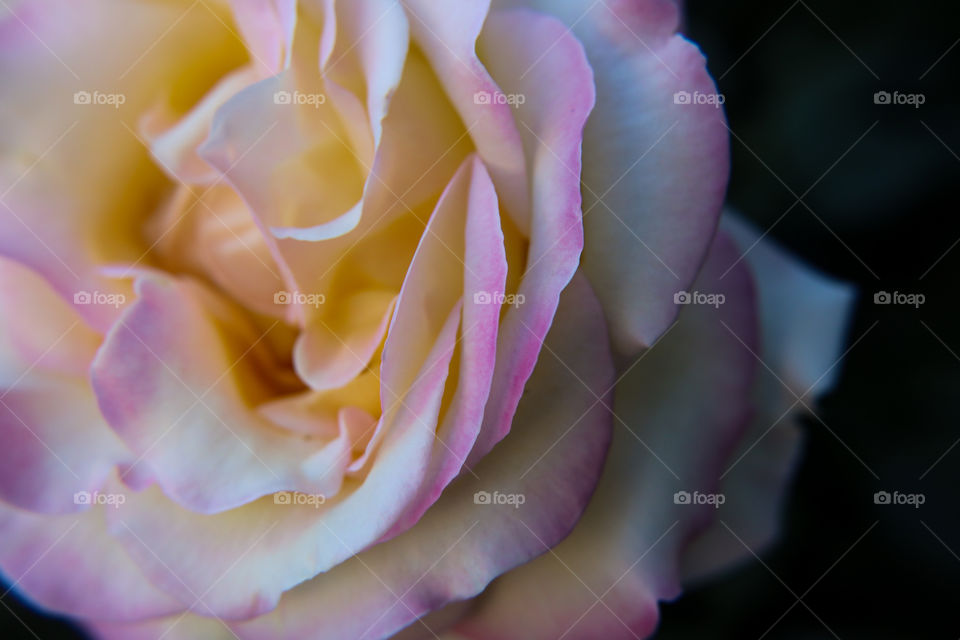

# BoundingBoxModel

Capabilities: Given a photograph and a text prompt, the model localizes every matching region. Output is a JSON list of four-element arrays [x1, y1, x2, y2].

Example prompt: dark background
[[2, 0, 958, 638]]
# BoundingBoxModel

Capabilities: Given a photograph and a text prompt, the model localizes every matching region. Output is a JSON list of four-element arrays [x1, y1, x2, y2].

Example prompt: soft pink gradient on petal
[[455, 234, 757, 640], [231, 273, 614, 640], [0, 256, 99, 384], [383, 154, 506, 539], [467, 7, 595, 464], [228, 0, 298, 75], [91, 276, 363, 513], [496, 0, 730, 357], [0, 257, 129, 514], [102, 300, 460, 620], [0, 497, 182, 622], [93, 155, 500, 617]]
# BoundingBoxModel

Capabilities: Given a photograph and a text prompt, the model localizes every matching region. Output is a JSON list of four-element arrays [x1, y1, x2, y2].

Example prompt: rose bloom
[[0, 1, 853, 639]]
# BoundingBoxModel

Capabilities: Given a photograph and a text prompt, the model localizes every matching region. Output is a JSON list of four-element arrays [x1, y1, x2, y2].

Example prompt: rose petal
[[681, 212, 856, 582], [293, 290, 396, 392], [400, 0, 531, 234], [231, 273, 614, 640], [94, 156, 504, 618], [103, 299, 461, 619], [454, 233, 758, 640], [140, 66, 260, 186], [320, 0, 410, 145], [382, 154, 507, 538], [227, 0, 298, 75], [199, 71, 367, 244], [0, 497, 182, 622], [496, 0, 730, 357], [0, 256, 99, 384], [144, 184, 287, 319], [467, 7, 595, 463], [0, 0, 246, 332], [0, 257, 129, 515], [91, 276, 366, 513]]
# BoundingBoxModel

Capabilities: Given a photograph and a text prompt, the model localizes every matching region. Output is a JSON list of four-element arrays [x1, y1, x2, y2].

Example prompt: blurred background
[[2, 0, 958, 637]]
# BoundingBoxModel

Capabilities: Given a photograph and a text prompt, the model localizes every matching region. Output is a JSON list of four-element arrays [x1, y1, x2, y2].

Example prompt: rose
[[0, 2, 853, 639]]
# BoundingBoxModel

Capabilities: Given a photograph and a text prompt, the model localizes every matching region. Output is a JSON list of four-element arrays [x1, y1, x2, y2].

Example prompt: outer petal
[[455, 233, 757, 640], [0, 497, 182, 622], [231, 273, 614, 640], [681, 212, 856, 582], [0, 257, 128, 514], [496, 0, 730, 356]]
